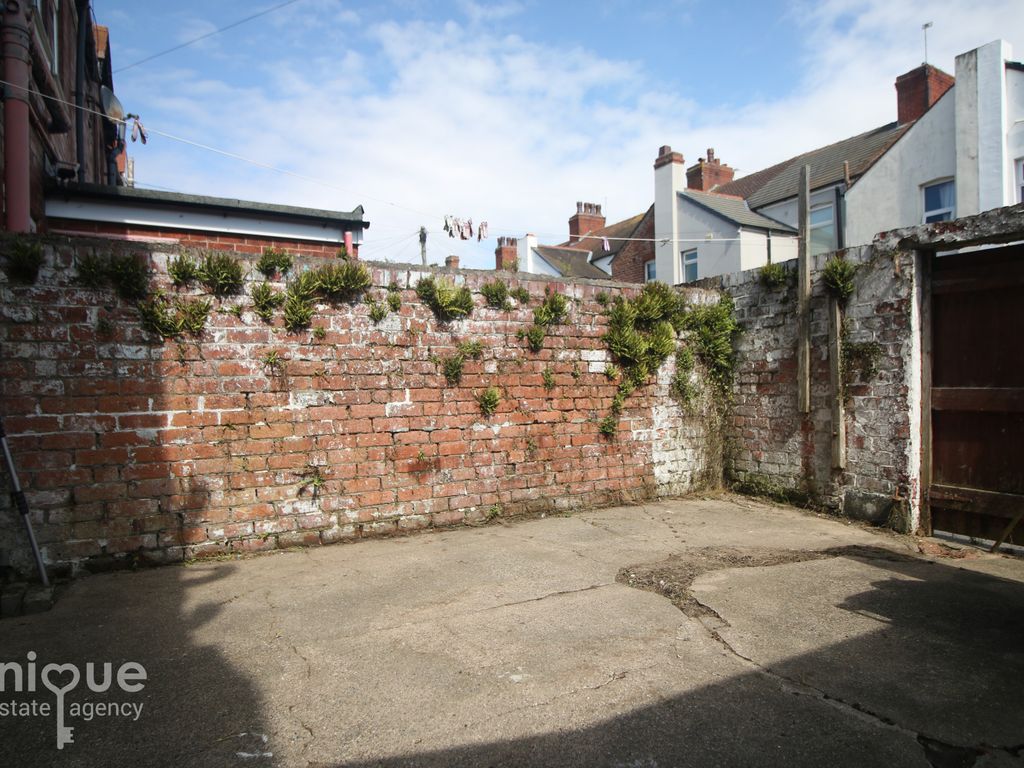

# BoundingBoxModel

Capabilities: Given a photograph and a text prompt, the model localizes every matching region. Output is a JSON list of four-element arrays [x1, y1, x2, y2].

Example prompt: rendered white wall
[[956, 40, 1015, 216], [654, 157, 686, 285], [845, 90, 957, 246], [1006, 67, 1024, 202], [675, 197, 741, 281]]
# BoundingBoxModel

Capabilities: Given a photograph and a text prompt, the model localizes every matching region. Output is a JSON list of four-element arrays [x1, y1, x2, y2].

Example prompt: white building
[[655, 39, 1024, 286]]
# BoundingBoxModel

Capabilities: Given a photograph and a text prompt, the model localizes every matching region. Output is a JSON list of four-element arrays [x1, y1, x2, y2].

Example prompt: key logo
[[0, 652, 147, 749]]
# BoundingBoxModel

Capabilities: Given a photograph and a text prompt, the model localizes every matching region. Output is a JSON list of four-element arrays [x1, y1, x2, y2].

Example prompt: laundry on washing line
[[444, 215, 489, 241]]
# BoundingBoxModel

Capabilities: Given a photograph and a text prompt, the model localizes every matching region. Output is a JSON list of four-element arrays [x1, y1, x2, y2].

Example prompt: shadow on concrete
[[0, 544, 1022, 767], [0, 563, 273, 767], [326, 546, 1024, 768]]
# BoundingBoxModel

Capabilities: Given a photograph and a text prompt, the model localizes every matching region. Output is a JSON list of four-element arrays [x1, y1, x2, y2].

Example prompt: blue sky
[[93, 0, 1024, 267]]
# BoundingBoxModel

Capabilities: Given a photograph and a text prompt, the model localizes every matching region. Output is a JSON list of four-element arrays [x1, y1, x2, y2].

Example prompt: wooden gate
[[925, 244, 1024, 546]]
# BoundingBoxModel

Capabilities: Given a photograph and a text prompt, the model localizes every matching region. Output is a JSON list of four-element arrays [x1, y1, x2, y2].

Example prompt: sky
[[93, 0, 1024, 268]]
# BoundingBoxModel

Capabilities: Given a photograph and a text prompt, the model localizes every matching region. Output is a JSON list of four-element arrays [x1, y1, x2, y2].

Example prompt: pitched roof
[[715, 121, 911, 209], [558, 210, 648, 260], [534, 246, 611, 279], [679, 189, 796, 233]]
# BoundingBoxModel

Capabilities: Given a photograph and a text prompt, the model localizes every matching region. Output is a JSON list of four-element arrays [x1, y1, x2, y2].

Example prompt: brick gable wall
[[610, 208, 654, 284]]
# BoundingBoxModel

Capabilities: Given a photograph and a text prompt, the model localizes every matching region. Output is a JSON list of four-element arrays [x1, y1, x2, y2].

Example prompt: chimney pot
[[568, 201, 606, 243], [686, 149, 735, 191], [445, 255, 460, 269]]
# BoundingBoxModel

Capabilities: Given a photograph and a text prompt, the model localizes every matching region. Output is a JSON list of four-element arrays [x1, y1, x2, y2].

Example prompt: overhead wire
[[114, 0, 306, 74], [2, 78, 752, 247]]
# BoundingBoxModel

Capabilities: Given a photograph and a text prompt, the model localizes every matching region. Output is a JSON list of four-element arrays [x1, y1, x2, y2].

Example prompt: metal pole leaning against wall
[[0, 418, 50, 586]]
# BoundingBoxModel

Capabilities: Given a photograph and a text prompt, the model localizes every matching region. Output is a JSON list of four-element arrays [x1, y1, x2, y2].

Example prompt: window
[[681, 250, 698, 283], [32, 0, 59, 75], [644, 260, 656, 282], [809, 204, 835, 256], [1016, 159, 1024, 204], [923, 180, 955, 223], [50, 0, 59, 75]]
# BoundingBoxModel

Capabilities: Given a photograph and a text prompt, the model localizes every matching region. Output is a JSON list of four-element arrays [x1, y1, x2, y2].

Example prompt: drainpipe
[[343, 230, 353, 257], [766, 229, 773, 265], [75, 0, 89, 182], [2, 1, 32, 232]]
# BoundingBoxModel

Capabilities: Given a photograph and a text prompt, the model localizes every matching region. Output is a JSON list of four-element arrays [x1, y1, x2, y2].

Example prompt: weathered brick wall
[[721, 245, 920, 527], [0, 235, 717, 577]]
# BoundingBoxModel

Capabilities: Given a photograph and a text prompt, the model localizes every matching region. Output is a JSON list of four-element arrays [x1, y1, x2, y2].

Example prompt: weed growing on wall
[[2, 239, 44, 283], [386, 283, 402, 312], [840, 320, 883, 400], [283, 289, 314, 332], [316, 261, 371, 301], [542, 366, 555, 390], [475, 386, 501, 417], [416, 276, 474, 321], [199, 252, 245, 296], [522, 287, 569, 353], [509, 286, 531, 304], [104, 254, 151, 301], [251, 282, 285, 322], [759, 262, 788, 289], [137, 295, 211, 339], [168, 254, 202, 286], [480, 279, 512, 310], [669, 346, 698, 411], [256, 247, 293, 278], [433, 339, 484, 385], [680, 295, 740, 396], [822, 255, 858, 304]]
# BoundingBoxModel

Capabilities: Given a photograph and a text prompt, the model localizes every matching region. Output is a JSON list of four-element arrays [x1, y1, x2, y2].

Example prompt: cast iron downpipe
[[75, 0, 89, 182], [2, 0, 32, 232]]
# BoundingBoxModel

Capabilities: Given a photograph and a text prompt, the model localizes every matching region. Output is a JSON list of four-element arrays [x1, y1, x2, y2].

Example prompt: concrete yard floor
[[2, 494, 1023, 767]]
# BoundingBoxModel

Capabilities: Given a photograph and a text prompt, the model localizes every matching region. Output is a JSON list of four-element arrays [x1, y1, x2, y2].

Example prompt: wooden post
[[828, 298, 847, 469], [797, 164, 812, 414], [919, 251, 933, 535]]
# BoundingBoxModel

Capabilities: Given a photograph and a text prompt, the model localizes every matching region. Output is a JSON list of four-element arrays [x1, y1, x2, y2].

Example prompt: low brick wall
[[0, 236, 717, 576], [720, 244, 920, 527]]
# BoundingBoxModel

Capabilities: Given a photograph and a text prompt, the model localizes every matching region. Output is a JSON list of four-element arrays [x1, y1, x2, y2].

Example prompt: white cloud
[[119, 0, 1024, 269]]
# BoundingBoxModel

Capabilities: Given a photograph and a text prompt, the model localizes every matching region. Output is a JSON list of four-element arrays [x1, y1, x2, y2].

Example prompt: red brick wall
[[0, 235, 713, 577], [45, 218, 359, 258], [611, 207, 654, 284], [895, 65, 954, 124]]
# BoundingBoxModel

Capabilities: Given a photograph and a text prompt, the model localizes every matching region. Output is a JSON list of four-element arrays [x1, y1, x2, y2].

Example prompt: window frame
[[643, 259, 656, 282], [809, 203, 835, 256], [1016, 158, 1024, 204], [922, 178, 955, 223], [681, 250, 698, 284]]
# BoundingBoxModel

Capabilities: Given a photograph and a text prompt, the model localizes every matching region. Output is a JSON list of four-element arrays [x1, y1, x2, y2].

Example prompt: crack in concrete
[[622, 546, 1023, 767]]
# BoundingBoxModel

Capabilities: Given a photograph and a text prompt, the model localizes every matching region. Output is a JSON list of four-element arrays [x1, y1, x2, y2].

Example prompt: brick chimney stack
[[686, 148, 735, 192], [495, 236, 518, 271], [445, 255, 460, 269], [653, 144, 685, 170], [568, 202, 605, 243], [895, 64, 954, 124]]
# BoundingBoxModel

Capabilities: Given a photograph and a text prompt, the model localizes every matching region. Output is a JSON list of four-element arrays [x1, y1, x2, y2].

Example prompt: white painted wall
[[769, 234, 798, 264], [654, 154, 686, 285], [956, 40, 1015, 216], [755, 185, 839, 233], [1006, 67, 1024, 203], [591, 255, 613, 275], [518, 235, 560, 277], [675, 197, 741, 281], [845, 90, 957, 246]]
